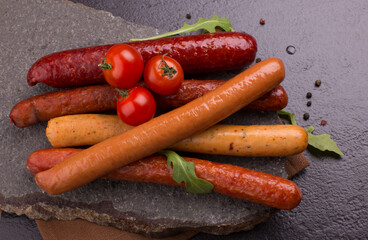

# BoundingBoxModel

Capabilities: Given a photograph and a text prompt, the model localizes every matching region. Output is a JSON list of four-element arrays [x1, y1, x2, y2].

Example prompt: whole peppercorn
[[307, 101, 312, 107], [186, 14, 191, 19], [303, 113, 310, 120], [260, 18, 265, 25], [315, 79, 321, 87], [306, 92, 312, 98], [256, 58, 262, 63]]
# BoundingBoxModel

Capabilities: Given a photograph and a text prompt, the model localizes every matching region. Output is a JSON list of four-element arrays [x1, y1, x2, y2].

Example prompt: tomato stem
[[98, 58, 112, 70], [158, 53, 177, 78], [115, 88, 129, 101]]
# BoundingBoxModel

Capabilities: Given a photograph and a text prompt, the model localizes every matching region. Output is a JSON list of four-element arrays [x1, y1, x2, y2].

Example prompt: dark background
[[1, 0, 367, 239]]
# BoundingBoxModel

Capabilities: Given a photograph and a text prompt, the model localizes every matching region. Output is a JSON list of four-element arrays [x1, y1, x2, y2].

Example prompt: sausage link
[[10, 81, 287, 128], [9, 85, 117, 128], [28, 148, 302, 210], [35, 58, 285, 195], [45, 114, 307, 157], [246, 84, 288, 111], [27, 32, 257, 88]]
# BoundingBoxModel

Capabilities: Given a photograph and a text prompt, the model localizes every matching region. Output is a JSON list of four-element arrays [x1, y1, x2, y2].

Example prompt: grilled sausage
[[28, 148, 302, 210], [27, 32, 257, 88], [10, 81, 287, 128], [35, 58, 285, 195]]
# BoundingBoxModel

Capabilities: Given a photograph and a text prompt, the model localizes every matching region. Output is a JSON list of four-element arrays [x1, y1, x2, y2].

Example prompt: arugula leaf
[[130, 14, 233, 41], [159, 150, 214, 194], [277, 109, 344, 156], [306, 126, 344, 156], [277, 109, 297, 125]]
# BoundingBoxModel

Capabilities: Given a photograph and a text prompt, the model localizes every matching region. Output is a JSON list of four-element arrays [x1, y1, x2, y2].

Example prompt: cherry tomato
[[143, 54, 184, 95], [99, 44, 144, 89], [116, 86, 156, 126]]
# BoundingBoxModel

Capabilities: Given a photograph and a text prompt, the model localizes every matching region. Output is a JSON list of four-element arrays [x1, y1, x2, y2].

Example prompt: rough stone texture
[[0, 0, 288, 238], [67, 0, 368, 239]]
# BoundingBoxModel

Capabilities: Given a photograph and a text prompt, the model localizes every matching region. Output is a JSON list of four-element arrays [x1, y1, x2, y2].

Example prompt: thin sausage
[[27, 32, 257, 88], [35, 58, 285, 195], [9, 81, 287, 128], [28, 148, 302, 210]]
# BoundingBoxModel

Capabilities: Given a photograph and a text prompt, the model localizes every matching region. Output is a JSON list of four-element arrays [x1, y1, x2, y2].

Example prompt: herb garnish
[[278, 109, 344, 156], [130, 14, 233, 41], [159, 150, 214, 194]]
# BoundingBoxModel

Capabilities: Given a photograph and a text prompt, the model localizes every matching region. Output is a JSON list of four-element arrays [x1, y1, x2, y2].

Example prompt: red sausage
[[155, 81, 288, 110], [10, 81, 287, 128], [9, 85, 116, 128], [28, 148, 302, 210], [27, 32, 257, 88]]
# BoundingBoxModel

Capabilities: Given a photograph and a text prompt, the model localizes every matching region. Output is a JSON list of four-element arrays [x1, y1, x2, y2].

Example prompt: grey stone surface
[[0, 0, 288, 238], [70, 1, 368, 239]]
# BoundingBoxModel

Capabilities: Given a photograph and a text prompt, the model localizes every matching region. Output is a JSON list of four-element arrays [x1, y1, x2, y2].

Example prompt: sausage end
[[284, 182, 303, 210]]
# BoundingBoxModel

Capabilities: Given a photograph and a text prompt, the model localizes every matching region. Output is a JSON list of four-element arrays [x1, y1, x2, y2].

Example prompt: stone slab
[[0, 0, 287, 237]]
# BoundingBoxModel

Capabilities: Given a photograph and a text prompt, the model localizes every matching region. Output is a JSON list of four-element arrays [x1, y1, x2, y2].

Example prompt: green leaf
[[277, 109, 344, 156], [277, 109, 297, 125], [306, 126, 344, 156], [159, 150, 214, 194], [130, 14, 233, 41]]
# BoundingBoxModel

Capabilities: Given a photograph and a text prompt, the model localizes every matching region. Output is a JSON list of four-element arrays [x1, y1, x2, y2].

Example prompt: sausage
[[9, 85, 116, 128], [246, 84, 288, 111], [45, 114, 308, 156], [155, 80, 288, 110], [35, 58, 285, 195], [170, 124, 308, 156], [9, 81, 287, 128], [28, 148, 302, 210], [27, 32, 257, 88]]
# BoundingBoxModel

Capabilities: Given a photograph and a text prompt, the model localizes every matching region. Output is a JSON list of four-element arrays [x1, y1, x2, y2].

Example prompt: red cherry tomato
[[143, 54, 184, 95], [99, 44, 144, 89], [116, 86, 156, 126]]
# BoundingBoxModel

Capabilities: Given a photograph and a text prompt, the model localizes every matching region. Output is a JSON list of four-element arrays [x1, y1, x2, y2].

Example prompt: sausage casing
[[28, 148, 302, 210], [10, 81, 287, 128], [27, 32, 257, 88]]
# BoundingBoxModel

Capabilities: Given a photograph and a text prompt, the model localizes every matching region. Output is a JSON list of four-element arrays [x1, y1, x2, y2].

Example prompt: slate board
[[0, 0, 287, 237]]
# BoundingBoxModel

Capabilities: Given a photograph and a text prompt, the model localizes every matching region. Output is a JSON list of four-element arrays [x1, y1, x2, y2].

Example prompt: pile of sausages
[[10, 32, 304, 210]]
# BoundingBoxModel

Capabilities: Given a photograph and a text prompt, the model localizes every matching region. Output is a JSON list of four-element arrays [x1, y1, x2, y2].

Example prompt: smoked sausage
[[27, 32, 257, 88], [28, 148, 302, 210], [35, 58, 285, 195], [9, 81, 288, 128]]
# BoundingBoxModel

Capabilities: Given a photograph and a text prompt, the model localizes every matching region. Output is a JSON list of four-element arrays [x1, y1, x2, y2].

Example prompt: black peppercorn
[[303, 113, 310, 120], [306, 92, 312, 98], [186, 14, 191, 19], [256, 58, 261, 63], [315, 79, 321, 87], [307, 101, 311, 107]]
